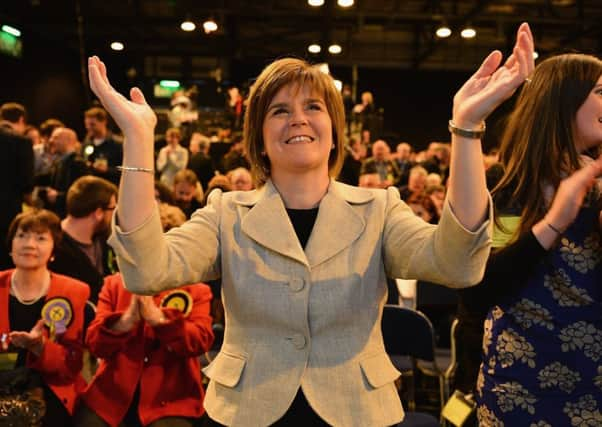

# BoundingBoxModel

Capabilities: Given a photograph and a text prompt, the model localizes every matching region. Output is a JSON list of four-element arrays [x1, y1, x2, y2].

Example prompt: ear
[[93, 207, 105, 222]]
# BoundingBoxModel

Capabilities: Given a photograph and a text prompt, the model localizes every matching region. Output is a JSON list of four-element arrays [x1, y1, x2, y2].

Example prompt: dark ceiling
[[3, 0, 602, 74]]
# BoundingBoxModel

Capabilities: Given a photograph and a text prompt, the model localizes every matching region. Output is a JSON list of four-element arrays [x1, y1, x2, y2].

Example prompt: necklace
[[10, 271, 50, 306]]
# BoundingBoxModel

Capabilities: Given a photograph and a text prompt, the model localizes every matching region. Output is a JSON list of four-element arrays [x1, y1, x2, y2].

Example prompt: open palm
[[88, 56, 157, 141], [453, 23, 535, 128]]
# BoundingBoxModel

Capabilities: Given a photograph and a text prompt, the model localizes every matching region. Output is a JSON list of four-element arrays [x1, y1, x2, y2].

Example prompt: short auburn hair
[[7, 209, 62, 250], [243, 58, 346, 186]]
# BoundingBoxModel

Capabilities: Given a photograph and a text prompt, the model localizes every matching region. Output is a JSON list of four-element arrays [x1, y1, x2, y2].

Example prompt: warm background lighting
[[435, 26, 451, 38], [308, 44, 321, 53], [308, 0, 325, 6], [328, 44, 342, 54], [180, 20, 196, 32], [110, 41, 124, 51], [337, 0, 354, 7], [203, 19, 218, 34], [460, 27, 476, 39]]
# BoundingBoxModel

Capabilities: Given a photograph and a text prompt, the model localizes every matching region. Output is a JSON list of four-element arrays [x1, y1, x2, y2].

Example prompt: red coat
[[0, 270, 90, 414], [82, 273, 214, 427]]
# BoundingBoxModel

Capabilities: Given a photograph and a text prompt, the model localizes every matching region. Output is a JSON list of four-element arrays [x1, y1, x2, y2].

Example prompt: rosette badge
[[41, 298, 73, 340]]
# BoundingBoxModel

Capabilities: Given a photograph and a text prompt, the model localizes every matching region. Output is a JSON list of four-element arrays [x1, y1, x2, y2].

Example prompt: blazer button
[[289, 278, 305, 292], [291, 334, 306, 349]]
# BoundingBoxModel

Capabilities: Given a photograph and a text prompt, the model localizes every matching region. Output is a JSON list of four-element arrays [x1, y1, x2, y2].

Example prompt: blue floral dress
[[477, 204, 602, 426]]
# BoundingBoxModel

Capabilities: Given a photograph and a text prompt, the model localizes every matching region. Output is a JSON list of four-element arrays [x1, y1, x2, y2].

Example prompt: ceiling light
[[308, 0, 324, 6], [337, 0, 354, 7], [203, 19, 218, 34], [180, 20, 196, 32], [460, 27, 476, 39], [435, 26, 452, 38], [110, 41, 124, 51], [328, 44, 342, 54], [1, 25, 21, 37], [308, 44, 321, 54]]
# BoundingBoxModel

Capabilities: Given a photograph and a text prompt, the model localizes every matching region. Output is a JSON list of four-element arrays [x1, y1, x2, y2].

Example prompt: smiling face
[[262, 83, 333, 178], [11, 227, 54, 270], [574, 75, 602, 152]]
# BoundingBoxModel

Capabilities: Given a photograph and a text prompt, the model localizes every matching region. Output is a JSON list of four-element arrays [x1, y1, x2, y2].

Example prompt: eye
[[307, 103, 323, 111], [36, 234, 49, 242], [15, 231, 26, 239], [271, 107, 288, 116]]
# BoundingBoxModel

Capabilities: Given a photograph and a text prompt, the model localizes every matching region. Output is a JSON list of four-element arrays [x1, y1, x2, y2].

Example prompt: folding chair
[[382, 305, 455, 418]]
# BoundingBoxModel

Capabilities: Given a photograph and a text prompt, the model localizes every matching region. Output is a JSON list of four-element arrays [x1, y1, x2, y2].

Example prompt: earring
[[49, 256, 55, 262], [260, 151, 266, 156], [331, 144, 335, 150]]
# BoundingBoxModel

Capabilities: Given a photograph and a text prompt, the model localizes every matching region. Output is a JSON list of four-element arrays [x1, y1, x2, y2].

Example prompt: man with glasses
[[49, 176, 118, 303]]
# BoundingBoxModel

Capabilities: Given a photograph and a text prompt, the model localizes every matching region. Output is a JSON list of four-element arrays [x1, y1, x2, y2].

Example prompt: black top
[[286, 207, 319, 249]]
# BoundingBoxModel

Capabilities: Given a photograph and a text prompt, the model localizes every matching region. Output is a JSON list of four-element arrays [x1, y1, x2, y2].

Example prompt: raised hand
[[453, 23, 534, 129], [9, 320, 45, 355], [88, 56, 157, 142]]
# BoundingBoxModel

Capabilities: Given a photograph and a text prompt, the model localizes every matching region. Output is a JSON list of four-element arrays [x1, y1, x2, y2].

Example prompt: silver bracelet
[[116, 165, 154, 174], [448, 120, 486, 139]]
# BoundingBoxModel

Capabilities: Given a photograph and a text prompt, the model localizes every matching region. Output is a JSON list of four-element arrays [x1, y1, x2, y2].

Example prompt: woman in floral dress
[[476, 53, 602, 426]]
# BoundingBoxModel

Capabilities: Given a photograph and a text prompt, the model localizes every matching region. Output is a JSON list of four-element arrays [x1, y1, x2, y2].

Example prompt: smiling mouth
[[285, 135, 315, 144]]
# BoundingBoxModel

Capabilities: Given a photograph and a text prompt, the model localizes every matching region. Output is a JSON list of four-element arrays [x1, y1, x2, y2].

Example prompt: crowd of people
[[0, 20, 601, 426]]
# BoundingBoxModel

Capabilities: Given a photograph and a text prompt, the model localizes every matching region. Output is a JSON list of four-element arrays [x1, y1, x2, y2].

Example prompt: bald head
[[371, 140, 390, 161], [50, 127, 79, 155]]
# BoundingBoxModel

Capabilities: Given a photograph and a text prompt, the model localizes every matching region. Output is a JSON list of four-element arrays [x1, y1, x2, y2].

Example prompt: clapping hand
[[9, 320, 45, 356], [545, 156, 602, 232], [111, 295, 140, 332], [452, 22, 535, 129], [138, 296, 166, 327]]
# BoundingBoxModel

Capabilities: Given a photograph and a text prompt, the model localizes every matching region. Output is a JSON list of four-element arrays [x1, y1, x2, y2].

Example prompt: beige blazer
[[109, 179, 492, 426]]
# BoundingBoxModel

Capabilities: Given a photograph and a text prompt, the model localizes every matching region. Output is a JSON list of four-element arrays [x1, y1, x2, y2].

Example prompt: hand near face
[[138, 296, 166, 327], [88, 56, 157, 144], [9, 320, 45, 356], [453, 23, 535, 128]]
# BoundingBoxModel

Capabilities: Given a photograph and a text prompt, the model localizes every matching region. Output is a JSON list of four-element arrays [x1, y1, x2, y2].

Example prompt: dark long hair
[[492, 53, 602, 241]]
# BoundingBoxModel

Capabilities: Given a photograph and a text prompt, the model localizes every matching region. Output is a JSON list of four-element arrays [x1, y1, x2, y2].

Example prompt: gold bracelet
[[116, 165, 154, 174], [448, 120, 486, 139]]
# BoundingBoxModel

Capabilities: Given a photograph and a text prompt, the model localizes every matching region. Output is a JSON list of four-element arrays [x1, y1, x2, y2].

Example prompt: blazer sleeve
[[85, 276, 138, 359], [383, 186, 493, 288], [153, 284, 214, 357], [107, 190, 222, 295]]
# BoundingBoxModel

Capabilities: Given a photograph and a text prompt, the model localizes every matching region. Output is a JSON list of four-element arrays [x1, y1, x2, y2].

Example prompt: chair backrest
[[381, 304, 437, 362]]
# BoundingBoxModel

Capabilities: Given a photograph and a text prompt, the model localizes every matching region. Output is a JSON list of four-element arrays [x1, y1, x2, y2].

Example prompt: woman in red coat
[[0, 209, 91, 426], [76, 203, 214, 427]]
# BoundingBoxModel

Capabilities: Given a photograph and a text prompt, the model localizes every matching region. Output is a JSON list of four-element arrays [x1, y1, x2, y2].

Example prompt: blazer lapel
[[239, 181, 309, 266], [305, 181, 371, 268]]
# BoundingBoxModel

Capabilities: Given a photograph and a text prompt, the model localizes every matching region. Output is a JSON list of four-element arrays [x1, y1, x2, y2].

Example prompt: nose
[[289, 109, 308, 126]]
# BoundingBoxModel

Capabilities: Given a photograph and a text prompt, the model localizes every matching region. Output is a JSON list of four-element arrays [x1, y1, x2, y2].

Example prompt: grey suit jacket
[[109, 179, 492, 426]]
